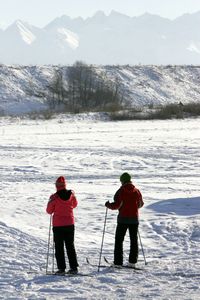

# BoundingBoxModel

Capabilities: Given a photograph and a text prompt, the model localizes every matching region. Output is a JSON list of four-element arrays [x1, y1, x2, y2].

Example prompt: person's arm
[[71, 191, 78, 208], [137, 190, 144, 208], [46, 195, 55, 214], [105, 188, 123, 210]]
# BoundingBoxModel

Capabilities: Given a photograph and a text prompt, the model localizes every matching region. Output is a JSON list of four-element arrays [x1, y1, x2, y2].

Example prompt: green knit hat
[[120, 172, 131, 184]]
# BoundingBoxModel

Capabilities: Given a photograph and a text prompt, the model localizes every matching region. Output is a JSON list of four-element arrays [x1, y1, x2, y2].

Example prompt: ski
[[46, 271, 92, 277], [27, 270, 40, 274], [27, 270, 92, 277], [86, 257, 108, 268], [86, 257, 143, 271], [104, 257, 144, 271]]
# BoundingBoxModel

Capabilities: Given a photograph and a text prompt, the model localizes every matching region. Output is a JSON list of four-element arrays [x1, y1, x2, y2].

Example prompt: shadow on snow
[[146, 196, 200, 216]]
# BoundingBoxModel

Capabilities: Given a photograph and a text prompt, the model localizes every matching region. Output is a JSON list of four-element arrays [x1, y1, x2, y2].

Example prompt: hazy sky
[[1, 0, 200, 28]]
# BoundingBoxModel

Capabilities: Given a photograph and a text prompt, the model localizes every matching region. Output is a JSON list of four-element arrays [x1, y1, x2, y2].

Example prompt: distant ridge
[[1, 11, 200, 64]]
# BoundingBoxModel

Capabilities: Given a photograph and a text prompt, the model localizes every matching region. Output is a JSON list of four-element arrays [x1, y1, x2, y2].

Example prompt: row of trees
[[47, 62, 124, 112]]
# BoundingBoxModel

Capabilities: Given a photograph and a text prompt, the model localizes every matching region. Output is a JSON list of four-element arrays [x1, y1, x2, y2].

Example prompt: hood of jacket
[[56, 189, 72, 201], [121, 182, 135, 192]]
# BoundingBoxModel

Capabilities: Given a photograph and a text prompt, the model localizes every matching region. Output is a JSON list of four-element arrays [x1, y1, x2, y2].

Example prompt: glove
[[105, 201, 110, 207]]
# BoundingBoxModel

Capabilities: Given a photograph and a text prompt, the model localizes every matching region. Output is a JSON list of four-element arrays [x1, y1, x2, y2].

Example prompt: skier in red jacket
[[105, 172, 144, 267], [46, 176, 79, 275]]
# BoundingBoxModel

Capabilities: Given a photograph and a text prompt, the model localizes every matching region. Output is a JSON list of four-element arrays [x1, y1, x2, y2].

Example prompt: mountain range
[[1, 10, 200, 65]]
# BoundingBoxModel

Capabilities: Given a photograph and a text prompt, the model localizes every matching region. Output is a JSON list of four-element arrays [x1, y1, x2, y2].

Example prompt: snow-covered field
[[0, 115, 199, 299]]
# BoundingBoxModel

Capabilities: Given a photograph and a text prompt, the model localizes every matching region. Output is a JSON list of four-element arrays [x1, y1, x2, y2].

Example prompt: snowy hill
[[1, 11, 200, 64], [0, 64, 200, 116]]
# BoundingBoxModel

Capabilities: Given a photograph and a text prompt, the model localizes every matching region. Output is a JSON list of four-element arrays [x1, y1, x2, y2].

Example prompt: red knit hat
[[55, 176, 66, 191]]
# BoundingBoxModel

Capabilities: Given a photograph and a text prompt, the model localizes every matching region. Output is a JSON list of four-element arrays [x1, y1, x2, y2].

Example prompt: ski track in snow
[[0, 116, 200, 299]]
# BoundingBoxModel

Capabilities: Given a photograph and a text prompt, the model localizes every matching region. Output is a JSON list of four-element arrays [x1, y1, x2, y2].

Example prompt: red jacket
[[106, 182, 143, 224], [46, 189, 78, 227]]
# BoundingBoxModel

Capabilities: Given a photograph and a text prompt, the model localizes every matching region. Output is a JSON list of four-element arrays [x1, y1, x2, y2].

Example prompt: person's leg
[[128, 224, 139, 264], [114, 223, 128, 265], [53, 227, 66, 271], [64, 225, 78, 270]]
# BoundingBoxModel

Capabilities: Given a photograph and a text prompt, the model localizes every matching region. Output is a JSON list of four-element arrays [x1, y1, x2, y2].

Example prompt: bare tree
[[48, 62, 123, 113], [47, 68, 66, 109]]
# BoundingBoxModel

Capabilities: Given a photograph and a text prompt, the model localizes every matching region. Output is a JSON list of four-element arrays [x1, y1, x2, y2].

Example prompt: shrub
[[150, 104, 184, 119], [183, 102, 200, 115]]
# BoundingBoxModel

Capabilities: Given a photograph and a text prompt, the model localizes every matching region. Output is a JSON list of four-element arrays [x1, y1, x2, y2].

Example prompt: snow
[[0, 65, 54, 115], [187, 42, 200, 54], [0, 115, 199, 299], [57, 28, 79, 49], [16, 20, 36, 45]]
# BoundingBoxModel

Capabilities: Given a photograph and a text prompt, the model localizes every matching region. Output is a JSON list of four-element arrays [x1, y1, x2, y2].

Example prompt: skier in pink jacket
[[46, 176, 79, 275]]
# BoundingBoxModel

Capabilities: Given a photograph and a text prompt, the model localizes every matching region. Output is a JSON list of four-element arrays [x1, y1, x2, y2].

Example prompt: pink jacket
[[46, 190, 78, 227]]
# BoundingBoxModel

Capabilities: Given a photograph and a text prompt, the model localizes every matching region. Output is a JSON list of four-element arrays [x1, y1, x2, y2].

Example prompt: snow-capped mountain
[[5, 20, 37, 45], [0, 21, 43, 64], [1, 11, 200, 64]]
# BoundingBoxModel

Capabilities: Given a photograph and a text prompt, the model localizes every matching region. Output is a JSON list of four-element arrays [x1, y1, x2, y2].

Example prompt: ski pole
[[52, 238, 55, 273], [46, 215, 52, 274], [98, 207, 108, 272], [138, 229, 147, 265]]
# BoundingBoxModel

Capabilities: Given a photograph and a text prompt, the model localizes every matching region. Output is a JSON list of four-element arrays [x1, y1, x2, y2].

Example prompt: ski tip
[[86, 257, 90, 264]]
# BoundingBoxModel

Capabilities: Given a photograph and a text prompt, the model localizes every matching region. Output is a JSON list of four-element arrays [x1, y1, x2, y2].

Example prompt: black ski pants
[[53, 225, 78, 271], [114, 223, 139, 265]]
